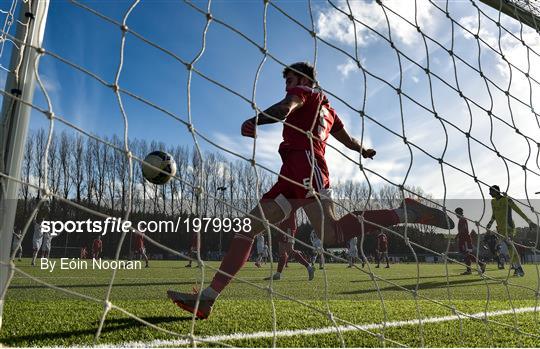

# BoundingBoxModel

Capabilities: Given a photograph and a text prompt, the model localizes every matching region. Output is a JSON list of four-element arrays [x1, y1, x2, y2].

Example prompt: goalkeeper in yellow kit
[[485, 185, 535, 277]]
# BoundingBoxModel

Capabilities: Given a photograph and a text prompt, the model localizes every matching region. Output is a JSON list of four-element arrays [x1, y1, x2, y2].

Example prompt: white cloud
[[316, 0, 437, 47], [337, 59, 357, 79]]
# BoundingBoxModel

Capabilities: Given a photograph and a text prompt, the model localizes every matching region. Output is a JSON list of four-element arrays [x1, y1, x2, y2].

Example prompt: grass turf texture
[[1, 259, 540, 347]]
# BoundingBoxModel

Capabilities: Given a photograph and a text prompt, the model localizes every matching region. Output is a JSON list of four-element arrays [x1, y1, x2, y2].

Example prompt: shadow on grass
[[1, 315, 194, 345], [342, 278, 502, 295], [350, 273, 488, 283], [8, 280, 196, 290]]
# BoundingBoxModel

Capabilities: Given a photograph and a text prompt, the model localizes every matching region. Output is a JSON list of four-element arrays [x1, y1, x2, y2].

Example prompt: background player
[[486, 185, 534, 277], [483, 230, 504, 269], [347, 237, 359, 268], [80, 245, 88, 259], [11, 229, 23, 261], [133, 230, 149, 268], [92, 235, 103, 259], [167, 62, 454, 319], [376, 231, 390, 268], [31, 218, 44, 266], [262, 242, 270, 264], [309, 230, 325, 269], [264, 214, 314, 281], [455, 207, 485, 274], [254, 234, 265, 268], [41, 227, 54, 259]]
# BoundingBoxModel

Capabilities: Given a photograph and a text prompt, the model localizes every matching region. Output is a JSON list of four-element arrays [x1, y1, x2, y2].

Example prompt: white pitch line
[[107, 306, 538, 348]]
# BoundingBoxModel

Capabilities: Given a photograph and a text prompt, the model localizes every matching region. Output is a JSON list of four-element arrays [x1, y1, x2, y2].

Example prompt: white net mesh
[[1, 0, 540, 347]]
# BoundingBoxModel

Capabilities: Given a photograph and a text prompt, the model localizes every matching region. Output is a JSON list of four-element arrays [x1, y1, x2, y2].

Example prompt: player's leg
[[255, 251, 262, 268], [461, 248, 472, 274], [142, 249, 149, 267], [303, 196, 453, 248], [384, 252, 390, 268], [186, 250, 195, 267], [289, 246, 310, 269], [285, 241, 314, 280], [376, 251, 381, 268], [508, 240, 524, 276], [16, 246, 22, 261], [168, 199, 286, 318], [266, 241, 287, 280], [31, 248, 39, 266]]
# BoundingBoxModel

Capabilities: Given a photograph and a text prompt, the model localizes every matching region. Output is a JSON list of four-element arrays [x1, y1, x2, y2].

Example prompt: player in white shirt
[[310, 230, 324, 269], [347, 237, 359, 268], [255, 234, 265, 268], [41, 229, 54, 259], [31, 220, 44, 266], [11, 229, 23, 261], [262, 244, 269, 263]]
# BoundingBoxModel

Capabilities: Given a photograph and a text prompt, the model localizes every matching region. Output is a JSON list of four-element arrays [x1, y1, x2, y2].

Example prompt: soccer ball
[[142, 151, 177, 185]]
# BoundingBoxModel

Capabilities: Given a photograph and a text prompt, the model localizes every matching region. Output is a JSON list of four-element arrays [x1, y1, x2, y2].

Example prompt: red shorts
[[262, 149, 330, 208]]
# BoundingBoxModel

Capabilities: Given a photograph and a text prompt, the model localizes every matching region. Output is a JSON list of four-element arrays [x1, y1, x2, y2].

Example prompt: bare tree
[[95, 138, 108, 209], [72, 135, 85, 202], [59, 131, 73, 199], [21, 131, 34, 210], [33, 128, 46, 199], [84, 138, 95, 204]]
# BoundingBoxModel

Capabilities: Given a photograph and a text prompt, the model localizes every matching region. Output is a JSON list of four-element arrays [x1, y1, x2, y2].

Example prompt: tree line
[[13, 128, 451, 259]]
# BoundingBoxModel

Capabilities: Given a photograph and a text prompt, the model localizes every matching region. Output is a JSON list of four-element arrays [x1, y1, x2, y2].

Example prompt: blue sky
[[2, 0, 540, 225]]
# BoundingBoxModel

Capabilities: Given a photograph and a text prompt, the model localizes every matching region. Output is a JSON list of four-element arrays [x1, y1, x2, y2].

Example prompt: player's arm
[[486, 214, 495, 230], [509, 199, 535, 227], [331, 128, 376, 159], [241, 95, 303, 137]]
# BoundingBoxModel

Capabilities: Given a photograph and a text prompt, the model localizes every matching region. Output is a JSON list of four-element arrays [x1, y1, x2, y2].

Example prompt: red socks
[[210, 233, 254, 294], [277, 252, 288, 273], [337, 210, 399, 244], [290, 249, 310, 268]]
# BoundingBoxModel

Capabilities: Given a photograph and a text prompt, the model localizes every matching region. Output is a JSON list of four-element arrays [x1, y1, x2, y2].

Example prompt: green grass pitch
[[1, 259, 540, 347]]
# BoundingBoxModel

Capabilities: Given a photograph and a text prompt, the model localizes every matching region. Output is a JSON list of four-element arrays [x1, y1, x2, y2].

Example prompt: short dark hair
[[283, 62, 316, 84], [455, 207, 463, 215], [490, 185, 500, 193]]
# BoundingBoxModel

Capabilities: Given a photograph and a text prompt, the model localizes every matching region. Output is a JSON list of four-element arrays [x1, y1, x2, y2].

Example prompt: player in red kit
[[264, 213, 314, 281], [167, 62, 455, 319], [455, 207, 485, 275], [376, 231, 390, 268], [92, 235, 103, 259], [133, 231, 149, 268]]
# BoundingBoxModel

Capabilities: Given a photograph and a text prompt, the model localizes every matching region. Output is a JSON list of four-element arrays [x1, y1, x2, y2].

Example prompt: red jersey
[[377, 233, 388, 251], [280, 86, 344, 159], [92, 239, 102, 252], [134, 233, 145, 250], [190, 233, 199, 251], [456, 218, 472, 243], [456, 217, 472, 250]]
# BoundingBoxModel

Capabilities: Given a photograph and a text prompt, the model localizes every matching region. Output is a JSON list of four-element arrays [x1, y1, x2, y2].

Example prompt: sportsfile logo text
[[40, 217, 182, 237]]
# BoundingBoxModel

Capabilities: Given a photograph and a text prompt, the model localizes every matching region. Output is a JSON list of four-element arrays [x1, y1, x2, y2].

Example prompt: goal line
[[109, 306, 539, 348]]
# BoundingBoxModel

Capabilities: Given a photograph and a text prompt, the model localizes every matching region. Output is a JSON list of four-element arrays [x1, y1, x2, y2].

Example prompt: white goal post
[[478, 0, 540, 30], [0, 0, 49, 330], [1, 0, 540, 346]]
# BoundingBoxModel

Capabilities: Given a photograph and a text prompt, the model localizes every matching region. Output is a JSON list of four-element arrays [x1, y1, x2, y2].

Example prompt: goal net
[[1, 0, 540, 347]]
